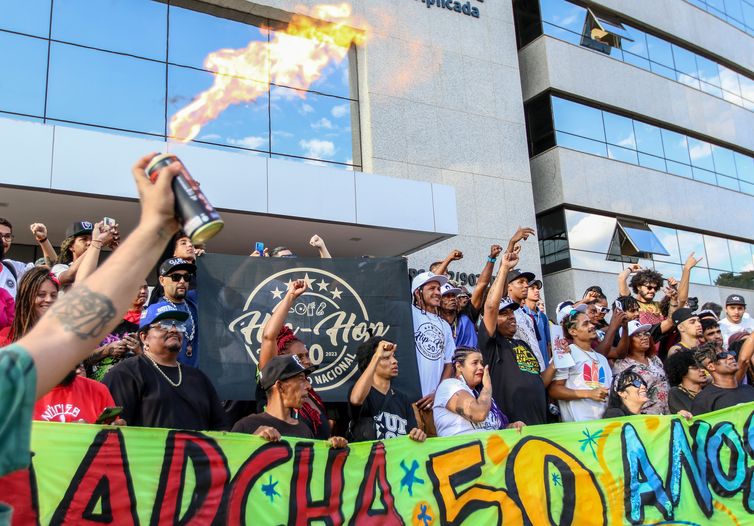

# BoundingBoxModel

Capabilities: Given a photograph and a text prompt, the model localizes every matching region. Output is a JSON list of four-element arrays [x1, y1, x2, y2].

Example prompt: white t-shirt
[[719, 315, 754, 348], [1, 259, 33, 299], [412, 306, 455, 396], [554, 344, 612, 422], [433, 378, 502, 437]]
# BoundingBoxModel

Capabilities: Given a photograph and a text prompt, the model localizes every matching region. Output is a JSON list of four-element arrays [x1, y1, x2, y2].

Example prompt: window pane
[[52, 0, 166, 60], [646, 34, 674, 68], [719, 66, 742, 97], [622, 51, 650, 70], [734, 152, 754, 183], [699, 80, 724, 98], [677, 230, 705, 262], [704, 235, 732, 270], [687, 138, 715, 170], [741, 181, 754, 195], [653, 262, 683, 281], [622, 224, 669, 255], [47, 43, 165, 134], [718, 175, 740, 191], [607, 144, 638, 164], [650, 61, 675, 80], [565, 210, 615, 252], [0, 0, 51, 37], [570, 250, 624, 273], [270, 86, 356, 165], [661, 129, 690, 164], [712, 145, 737, 177], [552, 97, 605, 142], [649, 225, 681, 263], [638, 152, 666, 172], [540, 0, 587, 34], [556, 131, 607, 157], [690, 267, 711, 285], [729, 240, 754, 272], [168, 4, 269, 83], [671, 44, 698, 77], [603, 112, 636, 149], [621, 24, 648, 58], [692, 167, 717, 184], [167, 65, 270, 149], [634, 121, 663, 156], [740, 75, 754, 103], [0, 32, 47, 117], [667, 160, 692, 178], [696, 56, 721, 87]]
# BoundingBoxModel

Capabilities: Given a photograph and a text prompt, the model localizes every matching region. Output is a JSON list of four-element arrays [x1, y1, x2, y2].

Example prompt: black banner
[[196, 255, 419, 402]]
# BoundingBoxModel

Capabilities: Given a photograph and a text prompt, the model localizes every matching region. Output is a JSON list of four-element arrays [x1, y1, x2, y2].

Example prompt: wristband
[[487, 257, 497, 263], [37, 237, 47, 243]]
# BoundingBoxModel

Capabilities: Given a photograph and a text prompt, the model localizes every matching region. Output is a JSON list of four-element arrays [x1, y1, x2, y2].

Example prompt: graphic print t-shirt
[[554, 344, 612, 422], [412, 306, 455, 396], [348, 385, 417, 440], [33, 376, 115, 423]]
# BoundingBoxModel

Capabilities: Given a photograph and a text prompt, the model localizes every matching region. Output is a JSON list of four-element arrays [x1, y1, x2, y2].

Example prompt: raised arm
[[74, 222, 114, 284], [505, 226, 535, 254], [676, 252, 702, 310], [349, 342, 395, 405], [30, 223, 57, 263], [470, 244, 502, 311], [445, 366, 492, 423], [259, 279, 307, 369], [736, 335, 754, 384], [616, 266, 634, 298], [483, 251, 519, 337], [19, 153, 182, 397], [433, 249, 463, 277], [309, 234, 332, 259], [594, 309, 626, 357]]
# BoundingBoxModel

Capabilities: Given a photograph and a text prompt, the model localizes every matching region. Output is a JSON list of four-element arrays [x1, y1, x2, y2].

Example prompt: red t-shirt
[[33, 376, 115, 423]]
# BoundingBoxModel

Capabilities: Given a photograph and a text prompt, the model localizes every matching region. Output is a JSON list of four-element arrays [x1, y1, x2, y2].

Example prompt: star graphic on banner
[[271, 287, 284, 299], [261, 475, 281, 503], [400, 459, 425, 497], [317, 279, 330, 291], [285, 279, 293, 288], [417, 504, 433, 526], [551, 473, 561, 487], [302, 273, 314, 288], [330, 287, 343, 300], [578, 428, 603, 461]]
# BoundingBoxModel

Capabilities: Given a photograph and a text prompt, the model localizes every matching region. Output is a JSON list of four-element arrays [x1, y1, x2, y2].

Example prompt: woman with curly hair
[[664, 348, 709, 413], [0, 267, 59, 346]]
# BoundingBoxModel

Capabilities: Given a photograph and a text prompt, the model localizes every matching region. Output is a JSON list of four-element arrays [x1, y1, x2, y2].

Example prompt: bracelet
[[487, 257, 497, 263], [37, 237, 47, 243], [91, 241, 103, 248]]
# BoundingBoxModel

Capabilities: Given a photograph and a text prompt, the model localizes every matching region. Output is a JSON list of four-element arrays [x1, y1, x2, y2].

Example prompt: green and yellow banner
[[3, 404, 754, 525]]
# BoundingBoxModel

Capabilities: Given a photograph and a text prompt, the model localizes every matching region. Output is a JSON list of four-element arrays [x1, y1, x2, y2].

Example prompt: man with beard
[[439, 282, 477, 348], [103, 302, 226, 430], [692, 344, 754, 414], [667, 309, 702, 356], [156, 258, 199, 367], [33, 366, 121, 424], [700, 317, 724, 347]]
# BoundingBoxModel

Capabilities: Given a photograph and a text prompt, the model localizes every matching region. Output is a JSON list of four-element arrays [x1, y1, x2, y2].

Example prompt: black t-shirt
[[348, 385, 417, 440], [102, 355, 227, 431], [668, 386, 695, 414], [478, 325, 547, 425], [691, 383, 754, 415], [232, 412, 315, 438], [603, 406, 633, 418]]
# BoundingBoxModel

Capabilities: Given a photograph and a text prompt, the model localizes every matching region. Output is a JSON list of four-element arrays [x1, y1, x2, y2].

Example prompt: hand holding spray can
[[145, 153, 224, 244]]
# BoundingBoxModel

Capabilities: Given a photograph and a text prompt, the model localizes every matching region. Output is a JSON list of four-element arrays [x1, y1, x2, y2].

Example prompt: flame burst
[[169, 4, 366, 143]]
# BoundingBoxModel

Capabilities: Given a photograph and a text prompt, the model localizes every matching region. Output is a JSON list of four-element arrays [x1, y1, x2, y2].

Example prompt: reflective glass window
[[719, 67, 742, 97], [734, 152, 754, 183], [633, 121, 664, 157], [47, 43, 165, 134], [696, 56, 721, 87], [687, 138, 715, 170], [565, 210, 615, 252], [654, 262, 684, 281], [167, 65, 269, 149], [692, 168, 717, 185], [704, 235, 732, 271], [666, 160, 692, 178], [677, 231, 706, 263], [607, 145, 638, 164], [729, 240, 754, 272], [51, 0, 166, 61], [168, 4, 268, 81], [570, 250, 624, 273], [270, 86, 356, 165], [620, 24, 648, 58], [603, 112, 635, 149], [742, 181, 754, 195], [0, 32, 48, 117], [556, 132, 607, 156], [740, 75, 754, 103], [660, 129, 690, 164], [712, 145, 737, 178], [638, 153, 667, 172], [552, 97, 605, 141], [646, 35, 674, 68], [540, 0, 587, 35], [718, 175, 740, 191], [0, 0, 51, 37], [649, 225, 681, 263], [671, 44, 698, 78]]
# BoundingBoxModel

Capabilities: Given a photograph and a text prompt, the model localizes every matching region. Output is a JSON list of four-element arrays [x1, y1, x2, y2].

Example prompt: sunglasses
[[620, 378, 646, 390], [642, 284, 659, 291], [150, 320, 187, 333], [168, 273, 194, 283], [715, 351, 735, 361]]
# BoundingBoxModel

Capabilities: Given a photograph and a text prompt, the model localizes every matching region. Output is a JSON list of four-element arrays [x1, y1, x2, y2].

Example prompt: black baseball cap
[[671, 308, 698, 326], [259, 355, 317, 391], [159, 257, 197, 276], [726, 294, 746, 306], [506, 269, 535, 284], [65, 221, 93, 238]]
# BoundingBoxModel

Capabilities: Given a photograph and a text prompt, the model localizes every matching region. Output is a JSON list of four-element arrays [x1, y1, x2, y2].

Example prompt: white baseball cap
[[411, 271, 448, 294], [440, 282, 462, 296], [621, 320, 652, 338], [556, 302, 587, 324]]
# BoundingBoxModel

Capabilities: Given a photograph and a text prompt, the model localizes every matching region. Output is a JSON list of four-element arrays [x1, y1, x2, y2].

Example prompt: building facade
[[0, 0, 751, 309]]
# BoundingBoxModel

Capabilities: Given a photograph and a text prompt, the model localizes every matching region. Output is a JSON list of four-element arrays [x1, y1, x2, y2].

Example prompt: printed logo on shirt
[[39, 404, 82, 422], [512, 343, 539, 374], [583, 362, 606, 388], [374, 411, 408, 439], [5, 278, 13, 289], [415, 322, 445, 361]]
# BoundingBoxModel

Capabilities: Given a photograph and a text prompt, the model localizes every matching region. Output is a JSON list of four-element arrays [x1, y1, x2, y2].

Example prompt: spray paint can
[[145, 153, 224, 244]]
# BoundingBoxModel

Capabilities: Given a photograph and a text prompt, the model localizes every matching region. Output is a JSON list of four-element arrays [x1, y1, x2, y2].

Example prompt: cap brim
[[442, 287, 463, 296], [163, 263, 197, 275], [153, 310, 189, 324], [629, 323, 652, 336], [498, 302, 520, 312], [413, 274, 449, 293]]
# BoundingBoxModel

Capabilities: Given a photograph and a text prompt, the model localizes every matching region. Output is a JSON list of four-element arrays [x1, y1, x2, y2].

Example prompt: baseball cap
[[498, 298, 521, 312], [623, 320, 652, 337], [726, 294, 746, 306], [529, 279, 543, 289], [159, 257, 197, 276], [411, 271, 448, 294], [139, 301, 189, 330], [671, 308, 698, 326], [728, 330, 751, 347], [697, 309, 718, 321], [259, 355, 317, 391], [65, 221, 93, 238], [556, 303, 587, 324], [506, 269, 535, 284], [441, 282, 462, 296]]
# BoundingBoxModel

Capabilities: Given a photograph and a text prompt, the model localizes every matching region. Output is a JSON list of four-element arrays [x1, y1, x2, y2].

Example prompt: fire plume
[[169, 4, 366, 143]]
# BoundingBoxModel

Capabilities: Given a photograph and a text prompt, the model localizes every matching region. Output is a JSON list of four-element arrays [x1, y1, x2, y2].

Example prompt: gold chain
[[144, 353, 182, 388]]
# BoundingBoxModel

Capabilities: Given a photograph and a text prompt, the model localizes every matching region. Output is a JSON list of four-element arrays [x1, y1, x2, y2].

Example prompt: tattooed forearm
[[49, 285, 116, 339]]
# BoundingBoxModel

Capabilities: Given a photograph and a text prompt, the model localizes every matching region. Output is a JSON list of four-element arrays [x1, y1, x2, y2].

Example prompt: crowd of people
[[1, 155, 754, 466]]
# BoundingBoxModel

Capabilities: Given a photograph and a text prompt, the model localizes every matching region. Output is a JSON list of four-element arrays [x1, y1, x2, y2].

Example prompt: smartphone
[[254, 241, 265, 253], [103, 217, 116, 227], [95, 406, 122, 425], [613, 299, 623, 312]]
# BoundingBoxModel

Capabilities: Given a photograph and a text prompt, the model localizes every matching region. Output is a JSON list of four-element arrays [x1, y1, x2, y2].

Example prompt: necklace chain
[[164, 297, 195, 341], [144, 352, 182, 387]]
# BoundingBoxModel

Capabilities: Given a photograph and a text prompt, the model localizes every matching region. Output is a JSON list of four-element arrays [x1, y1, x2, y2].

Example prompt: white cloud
[[227, 135, 266, 149], [312, 117, 333, 130], [299, 139, 335, 159], [300, 103, 315, 114], [331, 104, 349, 118]]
